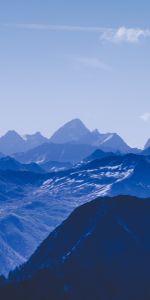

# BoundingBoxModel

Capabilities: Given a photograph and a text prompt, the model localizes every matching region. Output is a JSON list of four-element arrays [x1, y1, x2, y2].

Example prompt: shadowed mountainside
[[1, 195, 150, 300]]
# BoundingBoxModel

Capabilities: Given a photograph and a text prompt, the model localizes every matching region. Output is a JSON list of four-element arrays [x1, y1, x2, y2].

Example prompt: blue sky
[[0, 0, 150, 148]]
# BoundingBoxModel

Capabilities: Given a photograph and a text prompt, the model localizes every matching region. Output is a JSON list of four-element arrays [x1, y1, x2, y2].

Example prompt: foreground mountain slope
[[2, 196, 150, 300]]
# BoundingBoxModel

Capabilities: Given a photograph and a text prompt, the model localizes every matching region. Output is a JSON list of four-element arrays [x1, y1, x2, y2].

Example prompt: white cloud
[[101, 26, 150, 43], [74, 57, 111, 71], [140, 112, 150, 122], [2, 23, 150, 43]]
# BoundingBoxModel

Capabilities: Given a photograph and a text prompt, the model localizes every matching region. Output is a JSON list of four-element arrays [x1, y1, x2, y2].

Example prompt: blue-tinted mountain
[[85, 149, 115, 162], [0, 120, 141, 156], [0, 131, 48, 155], [97, 132, 133, 152], [24, 132, 48, 149], [40, 160, 72, 172], [50, 119, 140, 154], [78, 129, 132, 152], [50, 118, 90, 144], [0, 131, 26, 155], [142, 145, 150, 155], [0, 156, 44, 173], [14, 142, 97, 164], [2, 196, 150, 300], [13, 136, 139, 166], [144, 137, 150, 150], [1, 153, 150, 276]]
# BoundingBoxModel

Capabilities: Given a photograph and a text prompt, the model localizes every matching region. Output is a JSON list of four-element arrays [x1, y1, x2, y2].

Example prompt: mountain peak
[[60, 118, 88, 129], [0, 131, 25, 144], [0, 131, 25, 155], [50, 119, 90, 144], [68, 118, 84, 123], [4, 130, 22, 139]]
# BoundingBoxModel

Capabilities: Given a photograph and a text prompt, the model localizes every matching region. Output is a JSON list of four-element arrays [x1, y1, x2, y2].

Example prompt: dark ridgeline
[[1, 195, 150, 300]]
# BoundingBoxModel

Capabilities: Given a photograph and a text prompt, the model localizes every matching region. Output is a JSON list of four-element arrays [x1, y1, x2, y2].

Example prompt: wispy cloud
[[74, 57, 111, 71], [1, 23, 150, 43], [140, 112, 150, 122], [1, 23, 109, 33]]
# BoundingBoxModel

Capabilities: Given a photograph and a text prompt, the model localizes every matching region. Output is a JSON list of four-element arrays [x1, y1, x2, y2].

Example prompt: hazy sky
[[1, 0, 150, 148]]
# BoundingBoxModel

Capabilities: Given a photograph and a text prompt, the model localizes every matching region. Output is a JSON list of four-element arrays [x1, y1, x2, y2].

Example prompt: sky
[[0, 0, 150, 148]]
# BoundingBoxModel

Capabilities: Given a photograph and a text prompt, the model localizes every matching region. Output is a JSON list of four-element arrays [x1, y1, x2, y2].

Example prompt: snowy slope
[[0, 154, 150, 275]]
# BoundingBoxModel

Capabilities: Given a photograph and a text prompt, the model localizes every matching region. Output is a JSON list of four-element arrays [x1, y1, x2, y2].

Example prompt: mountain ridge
[[0, 119, 142, 156], [1, 153, 150, 275], [50, 119, 137, 154], [2, 195, 150, 300]]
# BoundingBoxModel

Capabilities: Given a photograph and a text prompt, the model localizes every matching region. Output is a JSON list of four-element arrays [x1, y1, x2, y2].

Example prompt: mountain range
[[1, 152, 150, 275], [0, 131, 48, 155], [1, 118, 150, 296], [1, 195, 150, 300], [0, 119, 142, 158]]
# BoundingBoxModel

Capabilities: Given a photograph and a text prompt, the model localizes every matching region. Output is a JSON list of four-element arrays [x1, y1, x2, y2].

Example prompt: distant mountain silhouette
[[14, 142, 97, 164], [9, 119, 140, 163], [24, 132, 48, 149], [0, 131, 48, 155], [50, 118, 90, 144], [0, 131, 26, 155], [50, 119, 140, 154], [0, 119, 141, 156], [2, 196, 150, 300]]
